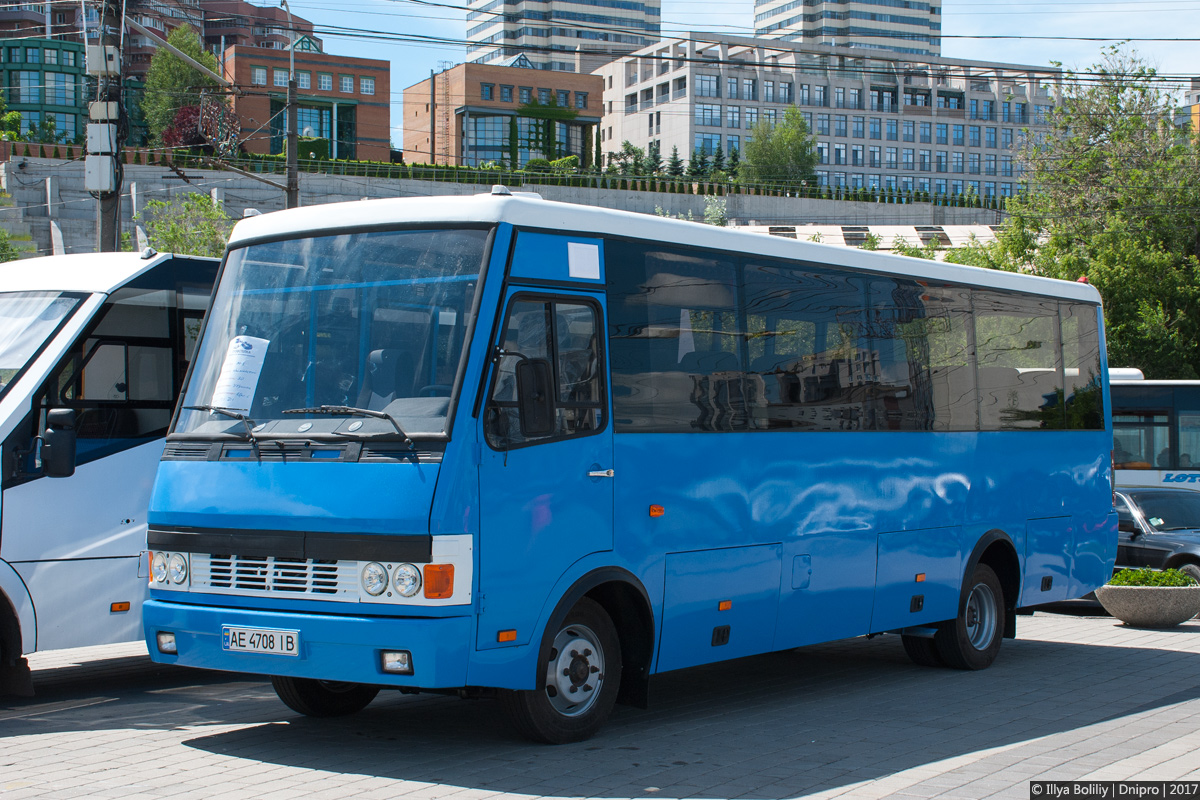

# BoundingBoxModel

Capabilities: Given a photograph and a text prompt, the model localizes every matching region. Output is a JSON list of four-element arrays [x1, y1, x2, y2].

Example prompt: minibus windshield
[[176, 227, 489, 440], [0, 292, 84, 399]]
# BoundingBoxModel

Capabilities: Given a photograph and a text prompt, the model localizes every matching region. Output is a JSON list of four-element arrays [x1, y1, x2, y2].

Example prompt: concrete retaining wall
[[1, 157, 1002, 257]]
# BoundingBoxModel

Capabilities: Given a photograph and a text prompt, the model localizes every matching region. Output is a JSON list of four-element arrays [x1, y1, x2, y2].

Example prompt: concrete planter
[[1095, 585, 1200, 628]]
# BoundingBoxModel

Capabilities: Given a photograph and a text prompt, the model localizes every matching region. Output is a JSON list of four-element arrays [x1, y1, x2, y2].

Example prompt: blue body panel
[[143, 598, 471, 687], [509, 233, 605, 285], [150, 459, 438, 533]]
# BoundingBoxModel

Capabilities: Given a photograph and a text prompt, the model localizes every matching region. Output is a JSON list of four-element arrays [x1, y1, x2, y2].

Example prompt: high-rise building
[[466, 0, 662, 73], [754, 0, 941, 57], [597, 35, 1061, 202]]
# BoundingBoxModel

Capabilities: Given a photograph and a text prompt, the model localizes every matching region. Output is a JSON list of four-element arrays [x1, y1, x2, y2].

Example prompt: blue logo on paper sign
[[237, 339, 253, 352], [1163, 473, 1200, 483]]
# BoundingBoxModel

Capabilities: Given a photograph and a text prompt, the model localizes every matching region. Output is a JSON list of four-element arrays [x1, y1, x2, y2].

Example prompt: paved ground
[[1, 612, 1198, 800]]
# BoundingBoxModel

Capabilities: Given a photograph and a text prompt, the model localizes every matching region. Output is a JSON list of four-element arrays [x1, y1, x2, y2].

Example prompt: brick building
[[222, 39, 390, 161], [201, 0, 319, 58], [403, 58, 602, 167]]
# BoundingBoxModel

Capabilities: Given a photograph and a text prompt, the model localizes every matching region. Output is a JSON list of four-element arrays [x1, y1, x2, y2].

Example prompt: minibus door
[[476, 289, 613, 652]]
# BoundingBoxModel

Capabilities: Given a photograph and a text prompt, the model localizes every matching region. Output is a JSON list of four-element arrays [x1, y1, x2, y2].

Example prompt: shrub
[[1109, 567, 1198, 587]]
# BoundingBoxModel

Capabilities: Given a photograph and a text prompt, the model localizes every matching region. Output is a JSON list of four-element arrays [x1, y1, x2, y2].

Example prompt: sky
[[276, 0, 1200, 147]]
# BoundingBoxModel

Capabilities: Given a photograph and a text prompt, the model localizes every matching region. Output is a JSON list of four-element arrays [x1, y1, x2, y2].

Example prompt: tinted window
[[606, 242, 741, 432], [1060, 302, 1104, 430], [485, 296, 605, 448], [974, 292, 1061, 430]]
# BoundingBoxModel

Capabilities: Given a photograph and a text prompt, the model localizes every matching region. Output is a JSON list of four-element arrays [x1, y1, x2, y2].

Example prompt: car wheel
[[500, 598, 621, 744], [271, 676, 379, 717], [935, 563, 1005, 670], [901, 634, 945, 667], [1179, 563, 1200, 585]]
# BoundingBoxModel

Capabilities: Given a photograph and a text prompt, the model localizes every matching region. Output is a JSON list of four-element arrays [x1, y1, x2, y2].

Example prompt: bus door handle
[[588, 468, 615, 478]]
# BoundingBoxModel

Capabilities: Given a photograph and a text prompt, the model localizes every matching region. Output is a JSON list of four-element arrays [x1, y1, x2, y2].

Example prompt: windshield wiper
[[282, 405, 413, 448], [183, 404, 261, 456]]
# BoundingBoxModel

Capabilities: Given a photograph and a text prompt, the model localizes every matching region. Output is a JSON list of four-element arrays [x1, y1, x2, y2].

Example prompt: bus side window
[[485, 297, 605, 449]]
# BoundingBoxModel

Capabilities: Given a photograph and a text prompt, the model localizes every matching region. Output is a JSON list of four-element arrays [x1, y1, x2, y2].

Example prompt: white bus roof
[[228, 192, 1104, 305], [0, 252, 193, 295]]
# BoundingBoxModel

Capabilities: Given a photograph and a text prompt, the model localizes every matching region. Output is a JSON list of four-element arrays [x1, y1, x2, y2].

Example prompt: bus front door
[[476, 290, 614, 654]]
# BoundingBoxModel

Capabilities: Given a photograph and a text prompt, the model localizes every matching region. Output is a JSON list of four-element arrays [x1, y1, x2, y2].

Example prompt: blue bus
[[143, 189, 1116, 743]]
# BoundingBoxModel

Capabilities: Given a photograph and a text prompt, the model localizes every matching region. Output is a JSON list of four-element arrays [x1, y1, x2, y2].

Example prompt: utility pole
[[87, 0, 124, 252], [282, 0, 298, 208]]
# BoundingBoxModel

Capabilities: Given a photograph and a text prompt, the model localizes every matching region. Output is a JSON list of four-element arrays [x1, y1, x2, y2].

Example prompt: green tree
[[608, 140, 645, 175], [740, 106, 817, 187], [0, 228, 20, 263], [711, 143, 726, 174], [137, 192, 233, 257], [727, 147, 740, 178], [666, 145, 684, 177], [645, 140, 663, 174], [984, 46, 1200, 378], [141, 24, 221, 145], [686, 148, 708, 178]]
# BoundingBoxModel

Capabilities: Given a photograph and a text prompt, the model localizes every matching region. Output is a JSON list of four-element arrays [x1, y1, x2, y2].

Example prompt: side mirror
[[516, 358, 555, 437], [42, 408, 77, 478], [1117, 519, 1139, 535]]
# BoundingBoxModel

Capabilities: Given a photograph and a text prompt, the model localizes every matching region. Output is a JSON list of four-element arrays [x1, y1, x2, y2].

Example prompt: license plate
[[221, 626, 300, 656]]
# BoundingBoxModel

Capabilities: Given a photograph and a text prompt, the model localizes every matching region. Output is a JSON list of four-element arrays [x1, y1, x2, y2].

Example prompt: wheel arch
[[0, 561, 35, 657], [1164, 552, 1200, 573], [964, 529, 1021, 639], [540, 567, 655, 709]]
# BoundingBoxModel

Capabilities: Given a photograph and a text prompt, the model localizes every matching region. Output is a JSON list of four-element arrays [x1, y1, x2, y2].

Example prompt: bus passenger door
[[476, 290, 613, 651]]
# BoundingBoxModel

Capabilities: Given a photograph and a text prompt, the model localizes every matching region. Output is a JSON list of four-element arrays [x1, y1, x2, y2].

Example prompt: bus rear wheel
[[935, 563, 1004, 670], [271, 676, 379, 717], [500, 598, 622, 744]]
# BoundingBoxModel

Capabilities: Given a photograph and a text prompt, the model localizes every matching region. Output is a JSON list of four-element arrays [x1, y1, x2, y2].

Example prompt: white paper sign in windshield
[[210, 335, 270, 414]]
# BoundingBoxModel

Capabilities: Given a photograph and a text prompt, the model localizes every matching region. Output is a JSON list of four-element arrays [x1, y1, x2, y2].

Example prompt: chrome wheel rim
[[965, 583, 998, 650], [544, 623, 605, 718]]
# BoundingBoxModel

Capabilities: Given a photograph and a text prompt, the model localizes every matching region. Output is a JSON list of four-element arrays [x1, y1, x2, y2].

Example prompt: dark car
[[1114, 487, 1200, 583]]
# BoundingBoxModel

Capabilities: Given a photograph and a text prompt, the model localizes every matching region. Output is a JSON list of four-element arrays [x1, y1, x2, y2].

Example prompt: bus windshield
[[175, 227, 490, 440], [0, 291, 84, 399]]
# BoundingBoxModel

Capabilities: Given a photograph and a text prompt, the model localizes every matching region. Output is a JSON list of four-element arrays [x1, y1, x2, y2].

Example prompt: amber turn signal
[[423, 564, 455, 599], [497, 629, 517, 643], [110, 602, 130, 613], [649, 504, 665, 517], [915, 573, 926, 583], [718, 600, 732, 611]]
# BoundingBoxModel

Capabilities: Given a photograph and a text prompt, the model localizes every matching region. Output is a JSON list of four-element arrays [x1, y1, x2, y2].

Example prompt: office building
[[466, 0, 661, 73], [596, 35, 1060, 199], [223, 39, 390, 161], [0, 39, 86, 143], [753, 0, 941, 57], [403, 60, 602, 167]]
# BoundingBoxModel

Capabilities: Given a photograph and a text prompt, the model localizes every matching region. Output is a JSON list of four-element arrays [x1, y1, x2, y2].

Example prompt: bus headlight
[[393, 563, 421, 597], [168, 553, 188, 585], [361, 562, 388, 596], [151, 552, 168, 584]]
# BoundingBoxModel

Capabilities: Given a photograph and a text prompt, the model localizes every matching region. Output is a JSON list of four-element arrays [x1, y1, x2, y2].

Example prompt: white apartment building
[[595, 35, 1061, 199], [754, 0, 942, 57], [466, 0, 662, 73]]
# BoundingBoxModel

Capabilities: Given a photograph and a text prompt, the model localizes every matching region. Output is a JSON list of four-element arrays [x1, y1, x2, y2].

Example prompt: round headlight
[[151, 552, 168, 583], [361, 562, 388, 596], [393, 563, 422, 598], [168, 553, 188, 585]]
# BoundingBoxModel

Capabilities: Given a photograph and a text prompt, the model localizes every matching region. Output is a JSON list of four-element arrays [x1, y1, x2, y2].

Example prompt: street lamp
[[281, 0, 298, 208]]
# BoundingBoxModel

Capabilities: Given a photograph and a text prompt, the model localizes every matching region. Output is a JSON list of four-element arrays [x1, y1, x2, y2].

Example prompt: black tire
[[901, 634, 944, 667], [500, 597, 622, 744], [1179, 563, 1200, 585], [935, 563, 1005, 670], [271, 676, 379, 717]]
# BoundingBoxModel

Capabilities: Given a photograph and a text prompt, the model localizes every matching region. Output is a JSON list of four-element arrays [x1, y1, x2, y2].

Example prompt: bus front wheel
[[935, 563, 1004, 670], [271, 676, 379, 717], [501, 598, 622, 744]]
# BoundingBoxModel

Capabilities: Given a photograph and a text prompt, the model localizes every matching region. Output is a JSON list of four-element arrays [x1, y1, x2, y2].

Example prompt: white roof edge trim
[[0, 251, 187, 295], [227, 195, 1102, 304]]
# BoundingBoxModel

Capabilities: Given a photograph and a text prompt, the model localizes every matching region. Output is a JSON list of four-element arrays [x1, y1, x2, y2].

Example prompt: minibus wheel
[[935, 563, 1004, 670], [271, 676, 379, 717], [501, 597, 622, 744]]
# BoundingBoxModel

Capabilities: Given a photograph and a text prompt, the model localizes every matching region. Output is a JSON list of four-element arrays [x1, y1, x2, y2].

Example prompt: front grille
[[190, 554, 359, 602]]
